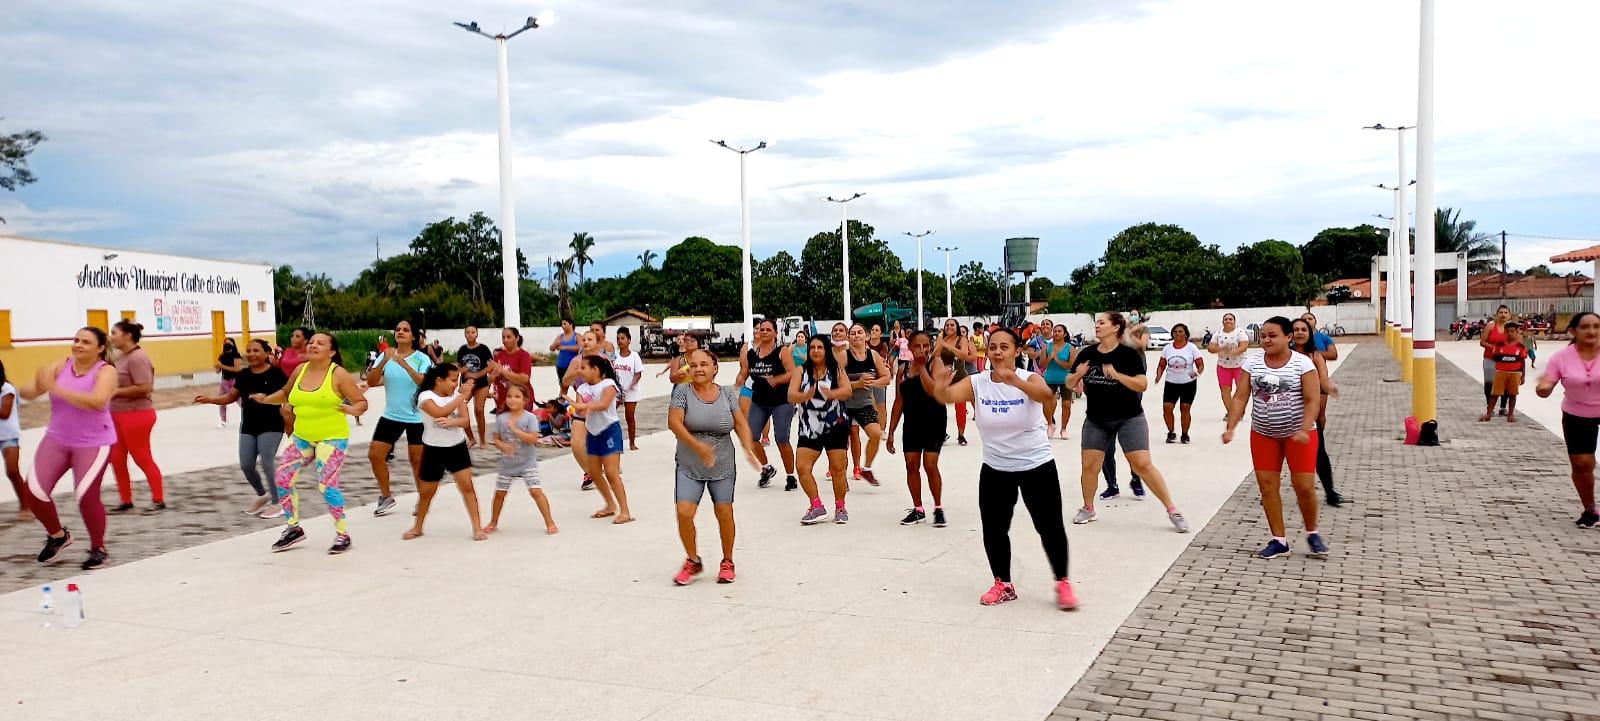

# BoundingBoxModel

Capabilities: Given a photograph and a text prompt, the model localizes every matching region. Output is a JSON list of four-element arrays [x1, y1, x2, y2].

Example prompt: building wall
[[0, 235, 276, 382]]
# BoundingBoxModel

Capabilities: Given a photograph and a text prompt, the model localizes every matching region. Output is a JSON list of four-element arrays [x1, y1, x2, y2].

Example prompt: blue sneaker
[[1258, 539, 1291, 560], [1099, 486, 1120, 500], [800, 506, 828, 525], [833, 508, 850, 524], [1130, 478, 1146, 500], [1305, 533, 1329, 559]]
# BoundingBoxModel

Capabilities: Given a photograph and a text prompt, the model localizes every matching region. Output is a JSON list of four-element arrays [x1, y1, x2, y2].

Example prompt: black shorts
[[846, 404, 880, 427], [557, 364, 571, 385], [1162, 381, 1198, 405], [373, 417, 424, 446], [420, 442, 473, 481], [1563, 412, 1600, 455], [1048, 383, 1071, 400], [901, 422, 945, 454], [798, 423, 851, 452]]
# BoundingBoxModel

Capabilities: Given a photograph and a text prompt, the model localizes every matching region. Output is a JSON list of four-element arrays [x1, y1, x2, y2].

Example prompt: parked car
[[1146, 326, 1173, 350]]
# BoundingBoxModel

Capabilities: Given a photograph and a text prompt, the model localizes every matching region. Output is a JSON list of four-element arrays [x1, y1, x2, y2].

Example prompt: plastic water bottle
[[40, 585, 53, 614], [62, 584, 83, 628]]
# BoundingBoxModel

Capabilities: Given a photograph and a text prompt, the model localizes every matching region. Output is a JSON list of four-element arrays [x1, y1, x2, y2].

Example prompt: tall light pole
[[936, 245, 959, 320], [712, 139, 767, 345], [455, 12, 554, 330], [824, 193, 865, 321], [904, 230, 934, 330], [1367, 122, 1415, 375], [1413, 0, 1438, 422]]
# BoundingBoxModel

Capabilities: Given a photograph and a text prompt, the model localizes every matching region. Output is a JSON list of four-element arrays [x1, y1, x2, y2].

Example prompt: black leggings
[[1315, 423, 1335, 493], [979, 460, 1070, 582]]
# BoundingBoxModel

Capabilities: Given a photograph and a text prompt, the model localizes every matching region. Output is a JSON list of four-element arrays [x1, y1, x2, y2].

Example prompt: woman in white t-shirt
[[612, 327, 645, 451], [1208, 313, 1251, 416], [931, 328, 1077, 611], [575, 355, 633, 524], [1155, 323, 1205, 444], [406, 363, 488, 541], [0, 361, 27, 521], [1222, 316, 1326, 561]]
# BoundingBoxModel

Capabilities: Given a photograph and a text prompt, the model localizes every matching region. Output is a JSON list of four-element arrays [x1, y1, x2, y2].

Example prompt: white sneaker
[[243, 496, 270, 516], [217, 421, 227, 429], [258, 505, 284, 519]]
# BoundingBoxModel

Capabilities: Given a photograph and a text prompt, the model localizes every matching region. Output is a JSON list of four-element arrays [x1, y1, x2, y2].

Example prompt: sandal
[[591, 509, 617, 519], [401, 529, 424, 540], [612, 516, 635, 525]]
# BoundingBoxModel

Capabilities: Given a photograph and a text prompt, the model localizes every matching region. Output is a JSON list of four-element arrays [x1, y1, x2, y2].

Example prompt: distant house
[[1320, 273, 1593, 317]]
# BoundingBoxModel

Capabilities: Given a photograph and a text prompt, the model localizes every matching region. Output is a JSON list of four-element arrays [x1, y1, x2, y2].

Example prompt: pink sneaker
[[716, 560, 736, 584], [1056, 579, 1079, 610], [852, 466, 864, 481], [979, 579, 1017, 606], [673, 558, 704, 586]]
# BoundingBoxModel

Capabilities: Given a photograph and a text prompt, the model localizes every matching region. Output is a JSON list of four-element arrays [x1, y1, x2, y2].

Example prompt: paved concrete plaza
[[1052, 340, 1600, 721], [2, 352, 1265, 721]]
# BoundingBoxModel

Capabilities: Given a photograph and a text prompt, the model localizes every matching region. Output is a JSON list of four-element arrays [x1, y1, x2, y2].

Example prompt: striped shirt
[[1242, 353, 1317, 438]]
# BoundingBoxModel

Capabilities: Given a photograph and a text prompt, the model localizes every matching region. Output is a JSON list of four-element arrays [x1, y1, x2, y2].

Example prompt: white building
[[0, 234, 277, 382]]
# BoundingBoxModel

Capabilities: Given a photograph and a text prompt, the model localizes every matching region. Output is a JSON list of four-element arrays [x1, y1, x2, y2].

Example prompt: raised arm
[[930, 355, 974, 405]]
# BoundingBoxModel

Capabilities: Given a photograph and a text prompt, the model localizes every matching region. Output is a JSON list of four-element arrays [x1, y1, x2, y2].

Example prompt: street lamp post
[[1413, 0, 1439, 423], [824, 193, 865, 321], [1366, 122, 1415, 375], [936, 245, 959, 320], [454, 13, 554, 330], [903, 230, 934, 330], [712, 140, 767, 346]]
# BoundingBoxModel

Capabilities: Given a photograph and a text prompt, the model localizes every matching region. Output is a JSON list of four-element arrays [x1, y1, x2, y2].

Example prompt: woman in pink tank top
[[15, 327, 119, 570]]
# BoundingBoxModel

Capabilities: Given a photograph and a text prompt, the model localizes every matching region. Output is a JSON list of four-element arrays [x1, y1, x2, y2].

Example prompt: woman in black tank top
[[735, 319, 800, 489], [887, 330, 948, 527], [844, 323, 889, 485]]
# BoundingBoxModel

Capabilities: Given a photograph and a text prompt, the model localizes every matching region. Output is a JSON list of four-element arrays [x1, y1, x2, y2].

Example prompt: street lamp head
[[756, 141, 768, 150], [454, 21, 481, 32], [535, 10, 557, 27], [1364, 123, 1387, 130]]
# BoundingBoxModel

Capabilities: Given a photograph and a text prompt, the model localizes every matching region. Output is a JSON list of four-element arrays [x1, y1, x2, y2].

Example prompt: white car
[[1145, 326, 1173, 350]]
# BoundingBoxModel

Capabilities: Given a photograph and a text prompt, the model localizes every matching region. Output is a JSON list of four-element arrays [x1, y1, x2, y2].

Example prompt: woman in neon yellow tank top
[[251, 332, 368, 555]]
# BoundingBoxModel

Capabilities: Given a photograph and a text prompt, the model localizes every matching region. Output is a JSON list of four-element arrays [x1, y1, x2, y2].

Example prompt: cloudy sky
[[3, 0, 1597, 286]]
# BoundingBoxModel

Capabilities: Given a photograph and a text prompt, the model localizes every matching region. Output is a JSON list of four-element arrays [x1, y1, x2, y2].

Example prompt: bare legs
[[904, 451, 943, 507], [1571, 454, 1597, 512], [1257, 470, 1319, 537], [586, 452, 632, 523], [624, 401, 639, 450], [487, 487, 558, 534], [676, 501, 735, 562], [367, 441, 421, 499]]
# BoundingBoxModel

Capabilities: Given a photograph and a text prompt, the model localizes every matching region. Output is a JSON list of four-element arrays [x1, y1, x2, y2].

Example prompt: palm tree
[[552, 257, 576, 323], [569, 232, 596, 286], [637, 249, 658, 270], [1433, 207, 1499, 275]]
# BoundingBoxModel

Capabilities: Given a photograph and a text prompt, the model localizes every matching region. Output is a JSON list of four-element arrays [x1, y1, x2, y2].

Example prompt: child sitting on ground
[[537, 398, 573, 447], [1482, 322, 1529, 424]]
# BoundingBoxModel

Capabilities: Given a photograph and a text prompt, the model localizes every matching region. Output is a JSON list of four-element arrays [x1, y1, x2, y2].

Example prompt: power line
[[1501, 232, 1599, 242]]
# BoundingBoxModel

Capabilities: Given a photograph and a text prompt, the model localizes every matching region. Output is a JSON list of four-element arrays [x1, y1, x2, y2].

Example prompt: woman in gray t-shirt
[[667, 349, 760, 586]]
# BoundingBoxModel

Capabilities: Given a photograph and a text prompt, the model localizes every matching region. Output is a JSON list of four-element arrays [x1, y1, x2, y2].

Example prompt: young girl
[[576, 355, 634, 523], [537, 399, 573, 447], [486, 384, 558, 535], [0, 359, 28, 522], [405, 363, 488, 541]]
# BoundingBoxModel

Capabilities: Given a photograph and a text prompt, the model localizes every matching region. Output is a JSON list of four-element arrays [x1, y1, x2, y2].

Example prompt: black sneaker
[[1578, 510, 1599, 529], [932, 508, 947, 528], [328, 533, 352, 555], [1130, 478, 1146, 499], [1181, 434, 1191, 444], [142, 502, 166, 514], [957, 436, 968, 446], [1165, 431, 1177, 444], [758, 465, 776, 489], [112, 503, 134, 513], [900, 509, 926, 526], [37, 531, 73, 563], [271, 525, 306, 552], [581, 474, 595, 492], [1099, 485, 1120, 500], [1326, 491, 1347, 507], [81, 547, 109, 570], [784, 474, 798, 492]]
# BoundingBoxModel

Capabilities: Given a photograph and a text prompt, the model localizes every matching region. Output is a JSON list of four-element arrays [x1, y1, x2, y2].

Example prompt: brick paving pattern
[[1051, 344, 1600, 721], [0, 395, 672, 593]]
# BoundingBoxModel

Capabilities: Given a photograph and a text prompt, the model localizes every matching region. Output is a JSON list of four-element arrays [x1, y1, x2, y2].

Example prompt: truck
[[638, 316, 725, 358], [851, 301, 934, 331]]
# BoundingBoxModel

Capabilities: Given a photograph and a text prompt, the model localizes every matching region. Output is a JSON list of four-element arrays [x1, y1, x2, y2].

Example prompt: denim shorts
[[585, 422, 625, 457], [0, 438, 18, 450]]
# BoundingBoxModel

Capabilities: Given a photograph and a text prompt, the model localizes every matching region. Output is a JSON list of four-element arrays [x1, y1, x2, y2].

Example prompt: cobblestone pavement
[[0, 395, 672, 593], [1051, 345, 1600, 721]]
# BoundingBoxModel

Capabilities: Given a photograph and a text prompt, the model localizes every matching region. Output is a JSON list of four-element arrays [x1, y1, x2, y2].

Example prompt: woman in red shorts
[[1222, 316, 1327, 560]]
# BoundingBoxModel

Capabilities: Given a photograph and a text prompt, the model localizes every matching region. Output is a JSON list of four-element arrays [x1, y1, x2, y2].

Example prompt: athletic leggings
[[111, 408, 164, 504], [275, 436, 348, 535], [218, 379, 236, 421], [25, 437, 112, 548], [978, 460, 1070, 582], [1315, 422, 1335, 493], [240, 431, 284, 501], [956, 403, 968, 436]]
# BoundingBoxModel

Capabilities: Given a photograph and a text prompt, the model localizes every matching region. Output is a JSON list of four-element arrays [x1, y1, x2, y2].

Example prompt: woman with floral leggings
[[250, 332, 368, 555]]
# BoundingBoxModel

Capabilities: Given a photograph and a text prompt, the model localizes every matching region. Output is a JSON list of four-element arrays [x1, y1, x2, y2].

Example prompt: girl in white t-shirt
[[406, 363, 488, 541], [612, 328, 645, 451], [930, 328, 1077, 611], [0, 362, 27, 521], [575, 355, 633, 524], [1155, 324, 1205, 444]]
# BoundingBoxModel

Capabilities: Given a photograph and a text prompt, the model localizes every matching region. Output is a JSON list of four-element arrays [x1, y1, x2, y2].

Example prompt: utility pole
[[1500, 230, 1508, 298], [375, 236, 380, 264]]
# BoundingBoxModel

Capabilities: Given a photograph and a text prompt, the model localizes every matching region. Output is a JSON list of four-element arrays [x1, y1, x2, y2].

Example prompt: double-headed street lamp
[[454, 13, 554, 330], [936, 245, 959, 320], [712, 139, 768, 345], [903, 230, 934, 331], [824, 193, 865, 321]]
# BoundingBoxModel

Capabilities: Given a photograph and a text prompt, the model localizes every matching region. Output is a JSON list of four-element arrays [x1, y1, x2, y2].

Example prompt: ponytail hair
[[416, 361, 459, 405], [583, 354, 621, 387]]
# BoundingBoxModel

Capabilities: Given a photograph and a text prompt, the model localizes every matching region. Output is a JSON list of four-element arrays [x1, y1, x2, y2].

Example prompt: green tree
[[953, 261, 1000, 316], [1225, 240, 1320, 307], [552, 257, 576, 323], [569, 232, 596, 286], [1300, 225, 1387, 281], [658, 237, 742, 321], [754, 250, 806, 318], [1079, 223, 1225, 310], [797, 220, 908, 319], [1434, 207, 1498, 273], [404, 213, 529, 320], [0, 121, 46, 224], [637, 249, 658, 270], [1525, 264, 1556, 278]]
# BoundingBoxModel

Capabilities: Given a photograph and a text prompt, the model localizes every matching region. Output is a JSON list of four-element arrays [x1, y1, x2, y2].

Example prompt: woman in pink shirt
[[1537, 311, 1600, 529], [15, 327, 119, 570], [108, 320, 165, 512]]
